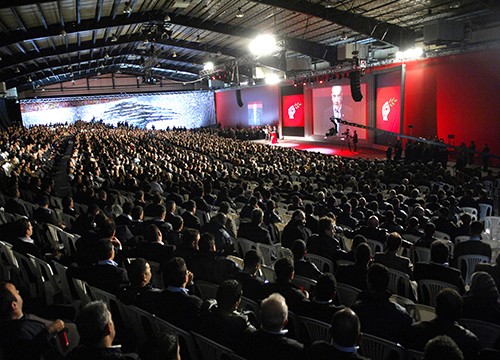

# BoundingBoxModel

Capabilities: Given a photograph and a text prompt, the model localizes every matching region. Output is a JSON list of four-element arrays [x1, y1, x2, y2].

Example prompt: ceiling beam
[[0, 10, 167, 47], [0, 33, 239, 71], [253, 0, 415, 48], [0, 0, 56, 9]]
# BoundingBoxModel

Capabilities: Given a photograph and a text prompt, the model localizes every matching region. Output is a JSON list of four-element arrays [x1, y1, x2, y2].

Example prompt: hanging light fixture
[[172, 51, 177, 58], [236, 7, 244, 18], [110, 34, 118, 42], [123, 2, 132, 14]]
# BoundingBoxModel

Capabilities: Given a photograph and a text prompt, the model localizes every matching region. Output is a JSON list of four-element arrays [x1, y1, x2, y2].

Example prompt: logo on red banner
[[283, 94, 304, 127]]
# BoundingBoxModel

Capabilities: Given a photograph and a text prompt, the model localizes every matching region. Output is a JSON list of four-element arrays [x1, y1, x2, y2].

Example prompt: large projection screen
[[20, 91, 216, 129], [375, 70, 402, 145], [312, 84, 367, 139]]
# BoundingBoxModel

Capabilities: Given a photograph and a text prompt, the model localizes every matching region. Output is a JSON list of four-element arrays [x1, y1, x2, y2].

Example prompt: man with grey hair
[[67, 300, 139, 359], [245, 293, 304, 360]]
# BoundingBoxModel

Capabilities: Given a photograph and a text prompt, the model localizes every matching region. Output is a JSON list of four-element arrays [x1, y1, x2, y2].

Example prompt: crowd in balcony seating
[[0, 121, 499, 360]]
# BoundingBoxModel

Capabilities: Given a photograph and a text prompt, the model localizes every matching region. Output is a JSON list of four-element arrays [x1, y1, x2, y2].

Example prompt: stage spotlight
[[293, 81, 298, 87], [302, 79, 307, 86]]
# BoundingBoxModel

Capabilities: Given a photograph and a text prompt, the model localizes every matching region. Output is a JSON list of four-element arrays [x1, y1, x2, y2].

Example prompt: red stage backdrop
[[282, 94, 305, 127], [375, 70, 401, 145]]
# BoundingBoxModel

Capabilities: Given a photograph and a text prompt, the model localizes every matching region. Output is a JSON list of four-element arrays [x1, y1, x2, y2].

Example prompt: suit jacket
[[298, 300, 344, 324], [68, 263, 130, 295], [238, 222, 272, 245], [404, 318, 479, 360], [13, 238, 47, 260], [4, 198, 29, 217], [128, 241, 175, 264], [474, 263, 500, 289], [413, 262, 465, 294], [374, 251, 413, 278], [114, 214, 133, 227], [309, 341, 370, 360], [244, 329, 304, 360], [235, 271, 265, 302], [335, 263, 369, 291], [262, 280, 308, 312], [34, 207, 60, 226], [281, 221, 311, 249], [181, 211, 201, 230], [189, 252, 241, 285], [453, 240, 491, 261], [153, 289, 203, 331]]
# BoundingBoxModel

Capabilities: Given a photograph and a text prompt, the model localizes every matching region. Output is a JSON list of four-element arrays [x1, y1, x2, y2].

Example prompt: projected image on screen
[[20, 91, 216, 129], [312, 84, 367, 139], [375, 70, 402, 146], [247, 101, 263, 126]]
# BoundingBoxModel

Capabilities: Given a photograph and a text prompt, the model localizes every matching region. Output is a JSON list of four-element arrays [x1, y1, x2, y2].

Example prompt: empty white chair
[[454, 235, 470, 244], [366, 239, 384, 253], [410, 246, 431, 264], [483, 216, 500, 241], [434, 231, 451, 241], [461, 207, 478, 221], [479, 204, 493, 220], [336, 282, 361, 307], [456, 254, 490, 285]]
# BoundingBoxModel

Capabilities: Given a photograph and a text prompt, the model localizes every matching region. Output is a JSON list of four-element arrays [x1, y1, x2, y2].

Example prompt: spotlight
[[236, 7, 244, 18], [15, 67, 20, 73], [110, 34, 118, 42], [293, 81, 298, 87], [172, 51, 177, 58], [319, 76, 324, 84], [302, 79, 307, 86], [60, 29, 67, 37], [164, 14, 171, 22], [27, 76, 32, 82], [123, 2, 132, 14]]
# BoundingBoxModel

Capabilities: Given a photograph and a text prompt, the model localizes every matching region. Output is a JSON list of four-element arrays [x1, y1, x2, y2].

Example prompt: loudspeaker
[[236, 89, 244, 107], [349, 71, 363, 102]]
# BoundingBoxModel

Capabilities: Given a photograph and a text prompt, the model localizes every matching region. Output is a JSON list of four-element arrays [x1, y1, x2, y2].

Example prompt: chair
[[454, 235, 470, 244], [256, 243, 281, 266], [292, 275, 317, 292], [479, 204, 493, 220], [461, 207, 478, 221], [12, 251, 39, 299], [434, 231, 451, 241], [298, 316, 331, 342], [259, 264, 276, 282], [305, 253, 334, 273], [458, 318, 500, 349], [417, 185, 430, 195], [149, 261, 165, 289], [236, 238, 257, 257], [45, 223, 66, 251], [52, 261, 75, 306], [390, 294, 415, 307], [191, 332, 236, 360], [153, 315, 200, 360], [456, 254, 490, 285], [402, 233, 420, 244], [71, 278, 93, 307], [417, 279, 459, 307], [406, 303, 436, 322], [195, 280, 219, 300], [410, 246, 431, 264], [30, 255, 62, 306], [387, 268, 412, 299], [0, 240, 19, 281], [239, 296, 260, 325], [336, 283, 361, 307], [483, 216, 500, 241], [366, 239, 384, 253], [121, 304, 157, 349], [227, 255, 244, 269], [359, 333, 407, 360]]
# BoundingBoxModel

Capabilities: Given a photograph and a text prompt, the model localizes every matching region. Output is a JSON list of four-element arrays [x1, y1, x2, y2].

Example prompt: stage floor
[[255, 137, 386, 161]]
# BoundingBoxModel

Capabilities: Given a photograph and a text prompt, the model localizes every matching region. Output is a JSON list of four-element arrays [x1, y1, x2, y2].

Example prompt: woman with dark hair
[[462, 271, 500, 325]]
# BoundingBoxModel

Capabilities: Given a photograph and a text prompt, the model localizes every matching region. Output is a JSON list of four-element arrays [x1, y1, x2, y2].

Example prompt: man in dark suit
[[12, 218, 48, 260], [404, 289, 479, 360], [374, 232, 413, 278], [298, 272, 344, 324], [181, 200, 201, 230], [307, 216, 346, 263], [309, 308, 370, 360], [34, 195, 65, 228], [4, 187, 29, 217], [323, 85, 354, 137], [414, 240, 466, 294], [238, 208, 272, 245], [153, 257, 203, 331], [235, 249, 266, 301], [281, 210, 311, 249], [335, 243, 371, 291], [144, 204, 172, 239], [68, 237, 130, 295], [475, 253, 500, 289], [453, 221, 492, 266], [127, 223, 175, 265], [244, 293, 304, 360], [114, 201, 134, 227]]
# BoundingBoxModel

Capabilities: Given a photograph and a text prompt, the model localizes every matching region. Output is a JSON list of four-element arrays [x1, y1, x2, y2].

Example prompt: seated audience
[[475, 253, 500, 289], [281, 210, 311, 249], [424, 335, 464, 360], [235, 249, 266, 301], [461, 271, 500, 325], [453, 221, 492, 267], [127, 224, 175, 265], [238, 208, 273, 245], [374, 232, 413, 278], [335, 242, 371, 290], [307, 216, 346, 263], [291, 239, 322, 280], [414, 222, 439, 248]]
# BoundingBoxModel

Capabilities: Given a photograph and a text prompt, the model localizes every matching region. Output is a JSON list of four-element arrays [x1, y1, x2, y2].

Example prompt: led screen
[[312, 84, 367, 139], [20, 91, 216, 129]]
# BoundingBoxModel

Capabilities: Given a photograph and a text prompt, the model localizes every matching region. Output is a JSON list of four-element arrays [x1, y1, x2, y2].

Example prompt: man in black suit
[[453, 221, 491, 266], [244, 293, 304, 360], [281, 210, 311, 249], [235, 249, 266, 301], [374, 232, 413, 278], [404, 289, 479, 360], [68, 237, 130, 295], [298, 272, 344, 324], [181, 200, 201, 230], [335, 242, 371, 291], [309, 308, 370, 360], [114, 201, 134, 227], [351, 263, 413, 344], [238, 208, 273, 245], [351, 215, 388, 244], [4, 187, 29, 217], [34, 195, 65, 229], [414, 240, 466, 295], [323, 85, 354, 138], [144, 204, 172, 239], [127, 223, 175, 265], [12, 218, 48, 260], [307, 216, 347, 263], [153, 257, 203, 331]]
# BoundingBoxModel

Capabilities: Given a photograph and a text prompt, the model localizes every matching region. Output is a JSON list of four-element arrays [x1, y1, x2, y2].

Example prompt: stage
[[255, 136, 386, 161]]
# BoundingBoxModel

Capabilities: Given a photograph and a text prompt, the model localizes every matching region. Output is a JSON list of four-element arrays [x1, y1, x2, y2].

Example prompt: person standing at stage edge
[[353, 130, 359, 152]]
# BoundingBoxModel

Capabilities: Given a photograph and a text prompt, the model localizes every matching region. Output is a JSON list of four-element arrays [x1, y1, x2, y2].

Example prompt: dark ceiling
[[0, 0, 498, 93]]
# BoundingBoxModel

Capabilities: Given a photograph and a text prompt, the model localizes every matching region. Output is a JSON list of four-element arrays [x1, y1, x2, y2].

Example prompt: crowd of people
[[0, 121, 499, 360]]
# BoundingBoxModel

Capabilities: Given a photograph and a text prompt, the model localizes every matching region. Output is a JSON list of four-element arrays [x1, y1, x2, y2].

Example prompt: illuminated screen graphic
[[282, 94, 305, 127], [247, 101, 263, 126], [312, 84, 367, 139], [20, 91, 216, 129], [375, 71, 402, 145]]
